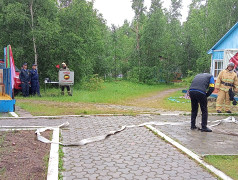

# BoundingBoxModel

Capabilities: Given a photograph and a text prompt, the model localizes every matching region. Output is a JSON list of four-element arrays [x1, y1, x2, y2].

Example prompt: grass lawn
[[204, 155, 238, 180], [16, 101, 138, 116], [159, 90, 191, 112], [17, 81, 238, 115], [17, 81, 181, 104], [15, 81, 184, 116], [161, 90, 238, 113]]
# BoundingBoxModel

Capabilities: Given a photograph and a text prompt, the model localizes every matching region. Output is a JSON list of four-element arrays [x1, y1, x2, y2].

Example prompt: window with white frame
[[214, 60, 223, 77]]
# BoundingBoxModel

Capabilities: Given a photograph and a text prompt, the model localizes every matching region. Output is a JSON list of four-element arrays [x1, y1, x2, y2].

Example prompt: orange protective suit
[[215, 69, 238, 111]]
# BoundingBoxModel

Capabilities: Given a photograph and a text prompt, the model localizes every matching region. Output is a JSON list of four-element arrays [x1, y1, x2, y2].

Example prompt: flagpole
[[4, 47, 7, 68]]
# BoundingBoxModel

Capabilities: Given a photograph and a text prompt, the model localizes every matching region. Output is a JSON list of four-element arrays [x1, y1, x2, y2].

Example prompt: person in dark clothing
[[189, 73, 215, 132], [19, 63, 30, 97], [30, 64, 41, 96]]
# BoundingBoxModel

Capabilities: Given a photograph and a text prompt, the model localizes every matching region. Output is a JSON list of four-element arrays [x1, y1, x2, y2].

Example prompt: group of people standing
[[189, 62, 238, 132], [19, 63, 41, 97], [19, 60, 237, 132], [19, 62, 72, 97]]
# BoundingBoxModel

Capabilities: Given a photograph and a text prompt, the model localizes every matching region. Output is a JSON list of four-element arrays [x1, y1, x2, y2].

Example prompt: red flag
[[9, 45, 16, 89], [230, 52, 238, 69], [56, 64, 60, 69]]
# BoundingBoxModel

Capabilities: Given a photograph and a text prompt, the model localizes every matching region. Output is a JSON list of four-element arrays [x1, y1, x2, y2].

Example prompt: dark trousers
[[61, 86, 70, 92], [21, 82, 29, 97], [189, 91, 208, 128], [31, 80, 40, 95]]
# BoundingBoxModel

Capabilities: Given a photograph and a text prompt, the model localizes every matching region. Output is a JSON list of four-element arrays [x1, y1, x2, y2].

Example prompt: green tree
[[0, 0, 110, 83], [56, 0, 109, 82], [139, 0, 167, 83], [0, 0, 58, 71], [183, 0, 238, 74], [161, 0, 183, 83], [131, 0, 146, 80], [111, 24, 119, 78]]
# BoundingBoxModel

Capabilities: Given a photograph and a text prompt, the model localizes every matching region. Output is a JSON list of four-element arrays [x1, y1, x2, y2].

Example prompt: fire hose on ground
[[35, 117, 238, 146]]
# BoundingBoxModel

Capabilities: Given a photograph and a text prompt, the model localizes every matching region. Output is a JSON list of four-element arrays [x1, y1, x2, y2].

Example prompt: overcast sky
[[91, 0, 192, 27]]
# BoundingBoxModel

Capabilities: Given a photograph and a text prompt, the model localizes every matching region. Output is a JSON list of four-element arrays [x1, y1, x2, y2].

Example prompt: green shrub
[[128, 66, 159, 84], [182, 70, 195, 87], [81, 74, 104, 91], [127, 67, 140, 83]]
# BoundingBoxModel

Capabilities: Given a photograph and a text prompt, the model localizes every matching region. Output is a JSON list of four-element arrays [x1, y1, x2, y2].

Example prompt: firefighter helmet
[[227, 62, 235, 67]]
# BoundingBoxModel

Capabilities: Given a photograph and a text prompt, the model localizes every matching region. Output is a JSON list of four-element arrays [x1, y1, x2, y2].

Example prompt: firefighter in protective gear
[[215, 62, 238, 113]]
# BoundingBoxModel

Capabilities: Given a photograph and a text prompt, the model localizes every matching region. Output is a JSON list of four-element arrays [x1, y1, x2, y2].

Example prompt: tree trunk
[[136, 21, 141, 80], [30, 0, 38, 66]]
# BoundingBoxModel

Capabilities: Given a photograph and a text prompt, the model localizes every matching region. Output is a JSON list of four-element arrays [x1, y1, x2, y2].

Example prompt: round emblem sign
[[64, 75, 70, 80]]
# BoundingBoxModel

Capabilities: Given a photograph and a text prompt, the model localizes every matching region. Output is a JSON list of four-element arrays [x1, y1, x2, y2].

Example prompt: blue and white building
[[208, 22, 238, 79]]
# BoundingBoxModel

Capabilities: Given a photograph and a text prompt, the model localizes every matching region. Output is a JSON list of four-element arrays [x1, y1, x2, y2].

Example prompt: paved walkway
[[15, 106, 34, 118], [62, 116, 216, 180], [2, 114, 236, 179], [156, 115, 238, 155]]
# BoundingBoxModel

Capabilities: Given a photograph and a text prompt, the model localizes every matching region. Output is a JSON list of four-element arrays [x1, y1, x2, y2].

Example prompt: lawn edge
[[146, 125, 233, 180], [47, 128, 59, 180]]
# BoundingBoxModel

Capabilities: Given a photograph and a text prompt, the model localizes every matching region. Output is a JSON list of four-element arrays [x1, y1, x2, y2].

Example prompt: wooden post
[[30, 0, 38, 67]]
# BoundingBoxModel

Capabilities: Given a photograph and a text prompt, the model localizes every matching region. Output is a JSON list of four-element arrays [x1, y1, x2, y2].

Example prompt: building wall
[[216, 28, 238, 50], [210, 26, 238, 78]]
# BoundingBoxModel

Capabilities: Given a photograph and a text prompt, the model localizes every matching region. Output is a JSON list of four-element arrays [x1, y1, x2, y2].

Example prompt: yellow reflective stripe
[[216, 104, 224, 106], [222, 79, 234, 83], [220, 87, 229, 91], [216, 83, 220, 85], [236, 86, 238, 89], [209, 84, 215, 87]]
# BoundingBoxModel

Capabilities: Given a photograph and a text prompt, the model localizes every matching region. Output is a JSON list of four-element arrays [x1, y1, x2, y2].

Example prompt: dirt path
[[16, 88, 185, 116], [97, 87, 184, 114], [124, 88, 184, 106]]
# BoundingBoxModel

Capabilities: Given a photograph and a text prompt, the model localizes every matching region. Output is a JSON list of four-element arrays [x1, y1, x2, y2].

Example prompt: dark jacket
[[19, 69, 30, 83], [60, 67, 70, 71], [190, 73, 214, 97], [30, 69, 39, 81]]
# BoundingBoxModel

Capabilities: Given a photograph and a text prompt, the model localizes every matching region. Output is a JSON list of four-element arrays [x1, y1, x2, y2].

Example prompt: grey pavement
[[1, 115, 234, 179], [0, 112, 10, 117], [61, 115, 216, 180], [15, 106, 34, 118], [155, 115, 238, 155]]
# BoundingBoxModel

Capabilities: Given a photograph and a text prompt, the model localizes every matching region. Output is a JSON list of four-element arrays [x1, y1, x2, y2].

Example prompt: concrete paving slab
[[60, 116, 216, 179], [153, 115, 238, 155], [1, 115, 236, 179]]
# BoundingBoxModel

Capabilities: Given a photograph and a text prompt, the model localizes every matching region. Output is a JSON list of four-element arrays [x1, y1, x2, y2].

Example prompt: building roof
[[207, 22, 238, 54]]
